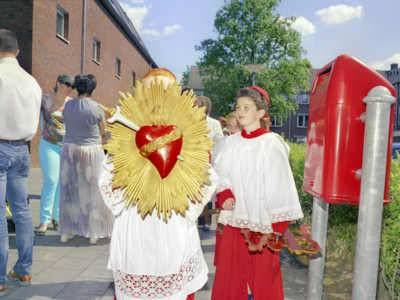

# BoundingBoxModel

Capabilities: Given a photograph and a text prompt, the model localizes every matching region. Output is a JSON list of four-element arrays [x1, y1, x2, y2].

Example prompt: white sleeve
[[263, 137, 303, 221], [98, 156, 126, 216], [185, 167, 219, 223], [212, 136, 233, 194]]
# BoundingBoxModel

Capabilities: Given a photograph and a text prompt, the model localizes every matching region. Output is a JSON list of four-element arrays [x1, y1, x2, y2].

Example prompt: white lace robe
[[99, 159, 218, 299], [212, 131, 303, 234]]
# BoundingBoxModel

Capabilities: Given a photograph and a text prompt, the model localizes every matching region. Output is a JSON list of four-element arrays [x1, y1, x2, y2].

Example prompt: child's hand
[[222, 198, 235, 210]]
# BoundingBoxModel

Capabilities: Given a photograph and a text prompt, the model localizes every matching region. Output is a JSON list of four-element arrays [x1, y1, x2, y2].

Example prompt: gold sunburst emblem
[[103, 80, 214, 221]]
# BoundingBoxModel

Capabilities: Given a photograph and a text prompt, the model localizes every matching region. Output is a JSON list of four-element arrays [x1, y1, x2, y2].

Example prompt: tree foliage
[[180, 66, 190, 86], [196, 0, 312, 117]]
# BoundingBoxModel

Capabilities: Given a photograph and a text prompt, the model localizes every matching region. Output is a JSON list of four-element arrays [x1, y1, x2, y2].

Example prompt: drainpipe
[[81, 0, 86, 74]]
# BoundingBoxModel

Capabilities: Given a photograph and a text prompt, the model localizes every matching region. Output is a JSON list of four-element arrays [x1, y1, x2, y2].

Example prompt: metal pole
[[352, 86, 395, 300], [252, 72, 255, 86], [307, 197, 329, 300]]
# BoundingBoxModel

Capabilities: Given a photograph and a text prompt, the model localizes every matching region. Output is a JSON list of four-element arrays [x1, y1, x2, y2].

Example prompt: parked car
[[392, 143, 400, 161]]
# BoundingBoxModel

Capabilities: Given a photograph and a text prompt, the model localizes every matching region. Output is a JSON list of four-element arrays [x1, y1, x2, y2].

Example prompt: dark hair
[[54, 74, 74, 92], [235, 87, 268, 113], [195, 95, 212, 115], [0, 29, 18, 54], [73, 74, 97, 97]]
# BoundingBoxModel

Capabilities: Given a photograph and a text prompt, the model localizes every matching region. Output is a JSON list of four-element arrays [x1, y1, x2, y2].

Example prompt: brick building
[[0, 0, 157, 165]]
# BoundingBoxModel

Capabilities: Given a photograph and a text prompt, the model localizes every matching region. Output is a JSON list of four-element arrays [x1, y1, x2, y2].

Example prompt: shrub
[[380, 159, 400, 298]]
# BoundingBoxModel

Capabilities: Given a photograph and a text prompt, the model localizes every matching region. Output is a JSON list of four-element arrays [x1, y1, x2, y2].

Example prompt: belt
[[0, 139, 26, 143]]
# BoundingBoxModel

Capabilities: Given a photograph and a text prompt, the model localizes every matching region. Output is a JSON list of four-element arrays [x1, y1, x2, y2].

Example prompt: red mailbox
[[302, 54, 396, 205]]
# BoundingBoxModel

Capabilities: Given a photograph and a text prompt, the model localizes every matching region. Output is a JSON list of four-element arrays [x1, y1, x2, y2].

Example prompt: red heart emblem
[[135, 125, 183, 178]]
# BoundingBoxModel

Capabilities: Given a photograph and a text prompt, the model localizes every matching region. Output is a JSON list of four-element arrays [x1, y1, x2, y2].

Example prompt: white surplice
[[99, 159, 217, 299], [212, 131, 303, 234]]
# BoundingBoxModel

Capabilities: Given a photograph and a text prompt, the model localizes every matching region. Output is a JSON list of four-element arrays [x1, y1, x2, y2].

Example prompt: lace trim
[[218, 210, 303, 234], [271, 211, 304, 223], [114, 250, 202, 298], [100, 175, 123, 202], [218, 216, 273, 234]]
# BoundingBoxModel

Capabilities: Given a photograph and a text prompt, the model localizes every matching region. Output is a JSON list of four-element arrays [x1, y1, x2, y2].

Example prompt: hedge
[[288, 141, 400, 299]]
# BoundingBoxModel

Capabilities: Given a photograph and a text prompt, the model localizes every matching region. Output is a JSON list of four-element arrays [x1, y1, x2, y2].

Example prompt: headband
[[249, 86, 270, 106]]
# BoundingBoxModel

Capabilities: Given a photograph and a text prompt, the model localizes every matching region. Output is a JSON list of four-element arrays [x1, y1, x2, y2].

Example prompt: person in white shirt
[[0, 29, 42, 296], [194, 96, 223, 231]]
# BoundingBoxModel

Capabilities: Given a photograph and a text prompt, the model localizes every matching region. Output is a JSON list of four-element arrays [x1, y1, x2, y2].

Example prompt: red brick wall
[[25, 0, 153, 166], [0, 0, 33, 73]]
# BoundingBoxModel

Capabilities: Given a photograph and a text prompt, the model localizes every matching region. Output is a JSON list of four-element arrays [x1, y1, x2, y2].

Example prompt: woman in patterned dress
[[59, 74, 113, 244]]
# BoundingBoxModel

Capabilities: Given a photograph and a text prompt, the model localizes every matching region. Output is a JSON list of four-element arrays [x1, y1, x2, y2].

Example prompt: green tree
[[180, 66, 190, 86], [196, 0, 312, 117]]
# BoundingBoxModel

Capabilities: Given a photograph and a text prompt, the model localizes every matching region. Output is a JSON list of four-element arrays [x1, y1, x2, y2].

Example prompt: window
[[56, 6, 69, 40], [270, 115, 283, 127], [131, 71, 136, 86], [297, 92, 310, 104], [92, 39, 101, 62], [115, 58, 121, 77], [297, 114, 309, 128]]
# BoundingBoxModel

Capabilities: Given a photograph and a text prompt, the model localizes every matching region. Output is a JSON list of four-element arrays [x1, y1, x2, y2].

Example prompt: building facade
[[0, 0, 157, 165], [385, 63, 400, 141]]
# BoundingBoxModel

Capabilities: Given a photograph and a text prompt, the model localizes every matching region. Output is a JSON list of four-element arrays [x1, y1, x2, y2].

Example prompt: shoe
[[35, 224, 47, 236], [8, 269, 31, 286], [0, 285, 6, 297], [60, 234, 74, 243], [202, 225, 210, 232], [52, 219, 59, 230], [89, 238, 98, 245]]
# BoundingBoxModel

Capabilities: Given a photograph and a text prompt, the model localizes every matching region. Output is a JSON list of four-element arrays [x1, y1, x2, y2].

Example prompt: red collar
[[241, 127, 269, 139]]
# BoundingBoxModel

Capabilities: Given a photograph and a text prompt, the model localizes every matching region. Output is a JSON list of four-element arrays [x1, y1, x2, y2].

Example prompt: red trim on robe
[[186, 294, 195, 300], [272, 221, 290, 235], [241, 127, 269, 139], [216, 189, 235, 208]]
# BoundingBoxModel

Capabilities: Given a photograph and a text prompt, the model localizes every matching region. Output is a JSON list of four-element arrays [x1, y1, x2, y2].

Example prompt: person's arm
[[98, 118, 106, 145], [212, 136, 235, 209]]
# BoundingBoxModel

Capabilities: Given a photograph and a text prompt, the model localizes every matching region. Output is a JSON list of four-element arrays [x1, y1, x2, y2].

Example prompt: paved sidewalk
[[3, 167, 308, 299]]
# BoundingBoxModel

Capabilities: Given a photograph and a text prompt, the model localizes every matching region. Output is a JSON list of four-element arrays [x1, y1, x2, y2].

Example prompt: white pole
[[352, 86, 395, 300], [307, 197, 329, 300]]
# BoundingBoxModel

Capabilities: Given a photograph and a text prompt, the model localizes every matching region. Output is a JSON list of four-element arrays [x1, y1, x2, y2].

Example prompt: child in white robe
[[99, 68, 217, 300], [99, 161, 217, 300], [211, 87, 303, 300]]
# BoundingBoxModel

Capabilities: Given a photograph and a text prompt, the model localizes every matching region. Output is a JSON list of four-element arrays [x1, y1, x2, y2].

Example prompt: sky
[[119, 0, 400, 81]]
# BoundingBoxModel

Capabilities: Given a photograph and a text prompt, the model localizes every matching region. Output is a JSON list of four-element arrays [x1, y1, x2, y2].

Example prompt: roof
[[184, 66, 206, 90], [99, 0, 157, 67]]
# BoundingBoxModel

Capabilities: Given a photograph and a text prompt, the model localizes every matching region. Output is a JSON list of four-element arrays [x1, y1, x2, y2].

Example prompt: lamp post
[[243, 64, 265, 86]]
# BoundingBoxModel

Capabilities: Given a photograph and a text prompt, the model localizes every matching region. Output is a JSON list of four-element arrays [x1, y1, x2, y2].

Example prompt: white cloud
[[370, 53, 400, 70], [141, 28, 160, 37], [291, 16, 316, 36], [120, 2, 181, 38], [315, 5, 362, 25], [120, 3, 149, 32], [163, 24, 182, 36]]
